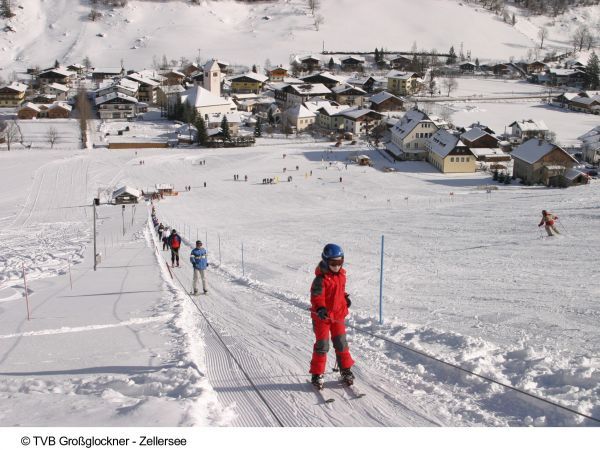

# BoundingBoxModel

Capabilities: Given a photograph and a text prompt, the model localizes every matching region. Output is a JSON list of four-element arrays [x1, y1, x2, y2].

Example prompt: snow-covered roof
[[391, 109, 428, 140], [93, 67, 123, 75], [509, 119, 549, 132], [339, 108, 380, 120], [369, 91, 402, 104], [578, 125, 600, 143], [303, 100, 337, 114], [570, 96, 600, 106], [340, 55, 365, 64], [511, 139, 576, 165], [19, 102, 41, 112], [286, 104, 316, 119], [428, 129, 464, 158], [331, 84, 366, 95], [563, 168, 587, 181], [49, 101, 72, 111], [2, 81, 28, 93], [112, 186, 141, 199], [386, 70, 416, 80], [461, 127, 496, 143], [203, 59, 220, 72], [469, 147, 507, 158], [206, 112, 242, 125], [288, 83, 331, 95], [46, 83, 69, 93], [182, 85, 230, 108], [230, 72, 268, 83], [155, 183, 173, 190], [95, 92, 138, 106], [316, 104, 351, 116], [126, 73, 160, 87], [159, 85, 186, 95], [548, 68, 583, 76], [39, 68, 75, 78]]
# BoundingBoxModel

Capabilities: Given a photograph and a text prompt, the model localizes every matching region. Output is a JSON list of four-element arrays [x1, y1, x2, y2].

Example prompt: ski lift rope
[[241, 283, 600, 425], [150, 217, 599, 425]]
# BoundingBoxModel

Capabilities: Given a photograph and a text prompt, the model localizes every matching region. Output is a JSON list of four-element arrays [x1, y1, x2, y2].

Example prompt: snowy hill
[[0, 0, 568, 78]]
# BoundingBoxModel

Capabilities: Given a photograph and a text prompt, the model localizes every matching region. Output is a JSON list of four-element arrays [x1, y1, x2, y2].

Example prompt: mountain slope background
[[1, 0, 598, 78]]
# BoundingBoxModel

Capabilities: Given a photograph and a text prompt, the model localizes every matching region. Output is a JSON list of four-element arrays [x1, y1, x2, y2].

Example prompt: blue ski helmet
[[322, 243, 344, 262]]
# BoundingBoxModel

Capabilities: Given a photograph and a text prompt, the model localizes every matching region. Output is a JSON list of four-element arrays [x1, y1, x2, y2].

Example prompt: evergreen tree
[[254, 117, 262, 137], [374, 48, 379, 64], [493, 169, 499, 181], [475, 58, 480, 70], [328, 58, 334, 71], [220, 115, 231, 141], [585, 52, 600, 90], [1, 0, 15, 18], [447, 46, 457, 65], [54, 59, 60, 68], [252, 64, 258, 73], [194, 116, 208, 146]]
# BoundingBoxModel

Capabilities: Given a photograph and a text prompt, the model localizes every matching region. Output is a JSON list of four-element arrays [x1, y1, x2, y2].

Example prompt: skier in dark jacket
[[168, 229, 181, 267], [162, 227, 170, 250], [309, 243, 354, 389], [157, 223, 165, 240]]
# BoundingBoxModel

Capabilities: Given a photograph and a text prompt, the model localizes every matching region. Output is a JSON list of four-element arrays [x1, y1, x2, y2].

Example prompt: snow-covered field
[[0, 139, 599, 428]]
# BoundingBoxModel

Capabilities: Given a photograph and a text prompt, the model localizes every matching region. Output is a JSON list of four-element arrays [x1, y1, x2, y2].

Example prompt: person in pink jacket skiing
[[538, 210, 560, 236]]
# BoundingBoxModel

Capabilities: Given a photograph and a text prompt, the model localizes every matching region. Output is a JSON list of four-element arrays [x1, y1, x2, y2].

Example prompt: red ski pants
[[309, 317, 354, 375]]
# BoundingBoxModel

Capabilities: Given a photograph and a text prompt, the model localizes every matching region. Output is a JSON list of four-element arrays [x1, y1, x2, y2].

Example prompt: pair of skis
[[310, 376, 365, 404]]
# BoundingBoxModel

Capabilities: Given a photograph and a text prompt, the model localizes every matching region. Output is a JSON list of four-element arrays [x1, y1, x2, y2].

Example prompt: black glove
[[316, 307, 328, 320], [345, 293, 351, 308], [206, 263, 209, 267]]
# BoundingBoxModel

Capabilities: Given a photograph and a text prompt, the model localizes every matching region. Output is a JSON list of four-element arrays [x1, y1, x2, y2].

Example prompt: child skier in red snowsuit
[[309, 243, 355, 389], [539, 210, 560, 236]]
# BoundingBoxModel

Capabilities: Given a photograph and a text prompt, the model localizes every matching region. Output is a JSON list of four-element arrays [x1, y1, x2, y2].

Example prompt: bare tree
[[76, 87, 92, 149], [314, 14, 324, 31], [308, 0, 320, 15], [46, 126, 59, 149], [572, 26, 589, 52], [441, 77, 458, 97], [538, 27, 548, 49], [1, 120, 22, 151]]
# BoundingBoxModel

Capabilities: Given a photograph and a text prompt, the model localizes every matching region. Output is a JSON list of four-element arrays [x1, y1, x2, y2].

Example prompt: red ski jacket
[[310, 262, 348, 321]]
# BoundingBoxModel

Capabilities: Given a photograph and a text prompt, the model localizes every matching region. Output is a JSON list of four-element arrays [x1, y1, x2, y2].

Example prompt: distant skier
[[162, 227, 170, 250], [168, 229, 181, 266], [538, 210, 560, 236], [190, 240, 208, 294], [309, 243, 354, 389], [157, 223, 164, 240]]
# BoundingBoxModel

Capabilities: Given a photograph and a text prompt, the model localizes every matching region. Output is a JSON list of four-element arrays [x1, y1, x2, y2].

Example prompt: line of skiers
[[153, 209, 209, 295]]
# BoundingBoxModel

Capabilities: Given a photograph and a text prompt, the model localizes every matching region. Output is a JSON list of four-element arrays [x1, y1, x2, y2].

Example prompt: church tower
[[203, 59, 221, 97]]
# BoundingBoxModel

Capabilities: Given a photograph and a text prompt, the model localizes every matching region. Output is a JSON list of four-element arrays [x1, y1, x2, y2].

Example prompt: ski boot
[[340, 368, 355, 386], [311, 374, 324, 390]]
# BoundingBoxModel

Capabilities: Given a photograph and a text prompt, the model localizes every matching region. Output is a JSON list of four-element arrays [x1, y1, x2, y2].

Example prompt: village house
[[331, 84, 366, 107], [389, 55, 412, 70], [97, 78, 139, 99], [509, 119, 549, 143], [112, 186, 141, 205], [268, 66, 288, 82], [67, 63, 85, 75], [511, 138, 580, 186], [298, 55, 321, 73], [163, 70, 186, 86], [206, 112, 242, 136], [17, 102, 41, 119], [426, 129, 476, 173], [460, 127, 499, 148], [28, 94, 56, 104], [545, 68, 586, 87], [47, 102, 72, 119], [339, 108, 383, 136], [346, 75, 379, 93], [569, 95, 600, 114], [387, 109, 445, 160], [126, 72, 160, 103], [278, 83, 331, 106], [340, 55, 365, 72], [386, 71, 420, 96], [37, 68, 76, 87], [459, 62, 477, 73], [156, 184, 174, 196], [368, 91, 404, 112], [44, 83, 69, 101], [552, 92, 581, 108], [526, 61, 547, 74], [315, 104, 350, 131], [230, 72, 269, 94], [578, 126, 600, 164], [0, 82, 28, 107], [283, 104, 316, 132], [95, 92, 139, 120], [301, 71, 343, 90], [182, 63, 202, 78], [92, 67, 124, 82]]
